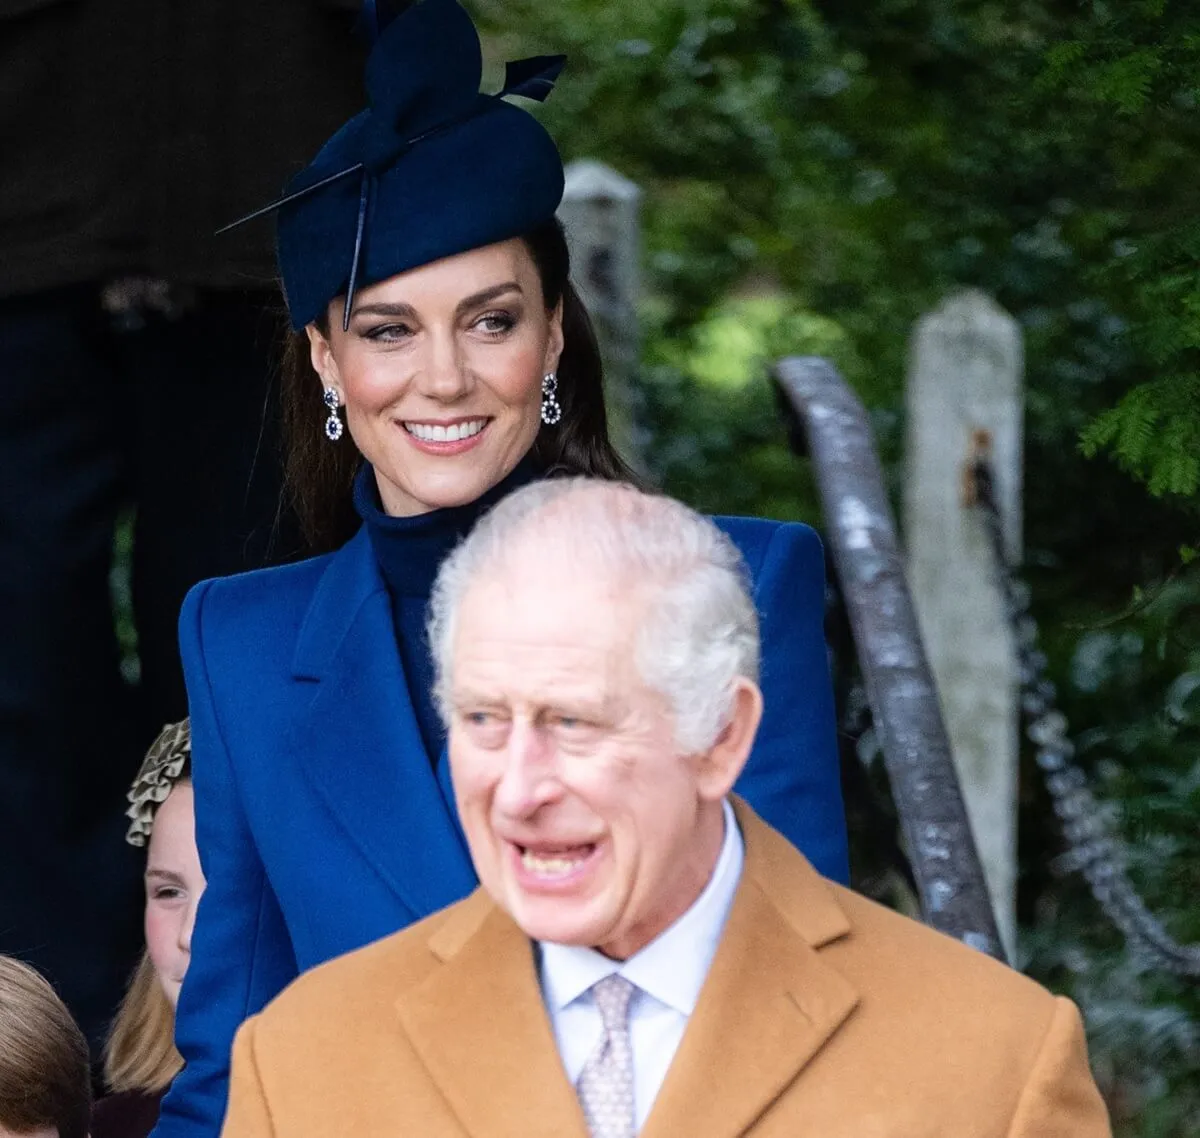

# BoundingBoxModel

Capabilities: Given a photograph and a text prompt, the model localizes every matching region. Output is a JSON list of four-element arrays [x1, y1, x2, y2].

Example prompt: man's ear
[[696, 677, 763, 801], [306, 321, 340, 394]]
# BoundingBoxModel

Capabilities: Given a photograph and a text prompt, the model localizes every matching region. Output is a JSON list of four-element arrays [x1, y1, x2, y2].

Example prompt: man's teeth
[[521, 848, 589, 876], [405, 419, 487, 443]]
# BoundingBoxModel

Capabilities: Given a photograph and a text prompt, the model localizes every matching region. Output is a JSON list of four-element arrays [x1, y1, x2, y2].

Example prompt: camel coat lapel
[[640, 800, 859, 1138], [391, 801, 856, 1138], [394, 894, 591, 1138]]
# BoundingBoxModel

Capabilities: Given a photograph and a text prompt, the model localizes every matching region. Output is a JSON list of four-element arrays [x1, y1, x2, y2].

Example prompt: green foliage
[[1033, 2, 1200, 499], [1029, 574, 1200, 1133], [641, 291, 858, 519], [477, 2, 1200, 1128], [1081, 374, 1200, 497]]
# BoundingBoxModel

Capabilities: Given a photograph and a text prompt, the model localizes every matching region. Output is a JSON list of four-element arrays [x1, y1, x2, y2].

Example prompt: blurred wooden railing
[[773, 356, 1006, 961]]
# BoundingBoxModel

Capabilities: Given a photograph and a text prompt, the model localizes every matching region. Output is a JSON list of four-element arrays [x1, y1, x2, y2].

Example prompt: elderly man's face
[[447, 558, 746, 959]]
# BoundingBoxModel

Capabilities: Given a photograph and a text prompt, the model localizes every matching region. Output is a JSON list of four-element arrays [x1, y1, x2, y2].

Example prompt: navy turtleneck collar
[[352, 453, 543, 764], [353, 453, 542, 598]]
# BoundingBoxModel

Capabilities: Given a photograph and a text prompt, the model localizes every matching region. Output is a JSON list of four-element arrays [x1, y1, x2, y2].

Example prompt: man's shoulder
[[250, 891, 492, 1036], [828, 881, 1051, 1008], [744, 806, 1057, 1025]]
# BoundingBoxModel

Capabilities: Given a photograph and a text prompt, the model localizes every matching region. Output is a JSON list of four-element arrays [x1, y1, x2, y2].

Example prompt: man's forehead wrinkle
[[452, 630, 627, 710]]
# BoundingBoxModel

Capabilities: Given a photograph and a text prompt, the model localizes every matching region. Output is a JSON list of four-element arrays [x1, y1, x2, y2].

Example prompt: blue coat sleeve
[[152, 581, 300, 1138], [731, 521, 850, 883]]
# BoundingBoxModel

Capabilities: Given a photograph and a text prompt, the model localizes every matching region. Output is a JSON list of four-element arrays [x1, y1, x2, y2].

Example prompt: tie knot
[[590, 974, 635, 1034]]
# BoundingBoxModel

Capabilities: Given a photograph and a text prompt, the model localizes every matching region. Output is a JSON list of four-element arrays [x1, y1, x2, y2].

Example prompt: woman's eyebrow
[[350, 301, 417, 320], [455, 281, 522, 315], [350, 282, 522, 324]]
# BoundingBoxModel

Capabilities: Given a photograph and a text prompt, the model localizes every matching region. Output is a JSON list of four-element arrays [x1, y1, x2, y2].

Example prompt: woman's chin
[[375, 441, 529, 514]]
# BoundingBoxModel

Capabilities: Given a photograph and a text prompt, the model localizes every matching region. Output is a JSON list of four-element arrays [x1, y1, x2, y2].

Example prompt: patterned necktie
[[576, 974, 637, 1138]]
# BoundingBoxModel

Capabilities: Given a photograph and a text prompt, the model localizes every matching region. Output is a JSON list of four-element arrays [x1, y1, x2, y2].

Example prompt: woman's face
[[308, 238, 564, 517], [144, 783, 205, 1008]]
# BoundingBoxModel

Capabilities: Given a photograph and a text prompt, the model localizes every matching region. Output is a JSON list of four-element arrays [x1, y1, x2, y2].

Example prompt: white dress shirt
[[537, 799, 744, 1131]]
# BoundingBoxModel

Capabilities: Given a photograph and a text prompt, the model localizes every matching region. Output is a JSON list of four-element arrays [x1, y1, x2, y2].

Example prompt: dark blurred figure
[[0, 0, 363, 1052]]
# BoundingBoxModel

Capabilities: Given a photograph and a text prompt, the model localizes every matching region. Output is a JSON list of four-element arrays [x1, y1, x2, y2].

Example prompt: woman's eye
[[364, 322, 413, 342], [475, 311, 516, 336]]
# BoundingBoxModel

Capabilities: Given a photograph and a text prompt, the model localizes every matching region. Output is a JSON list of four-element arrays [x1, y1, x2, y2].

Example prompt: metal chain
[[971, 458, 1200, 978]]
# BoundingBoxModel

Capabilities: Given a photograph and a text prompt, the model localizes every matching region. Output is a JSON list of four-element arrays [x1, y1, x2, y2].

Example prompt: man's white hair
[[428, 478, 760, 753]]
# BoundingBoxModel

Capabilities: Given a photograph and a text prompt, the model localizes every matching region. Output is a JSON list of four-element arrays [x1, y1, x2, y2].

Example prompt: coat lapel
[[640, 804, 860, 1138], [395, 894, 591, 1138], [388, 803, 858, 1138], [289, 529, 477, 919]]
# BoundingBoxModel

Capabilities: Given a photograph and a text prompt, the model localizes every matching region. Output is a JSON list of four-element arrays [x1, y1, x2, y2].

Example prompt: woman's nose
[[415, 332, 472, 401]]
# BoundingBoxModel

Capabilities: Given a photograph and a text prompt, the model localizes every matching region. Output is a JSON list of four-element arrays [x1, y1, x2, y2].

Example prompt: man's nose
[[414, 329, 472, 401], [494, 722, 560, 817]]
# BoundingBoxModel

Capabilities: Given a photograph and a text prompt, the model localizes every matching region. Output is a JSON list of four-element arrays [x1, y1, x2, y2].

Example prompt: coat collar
[[641, 799, 858, 1138], [286, 527, 477, 921], [392, 801, 859, 1138]]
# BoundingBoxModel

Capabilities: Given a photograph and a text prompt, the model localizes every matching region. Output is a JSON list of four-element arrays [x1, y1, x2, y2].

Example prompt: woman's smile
[[401, 416, 493, 454], [308, 238, 563, 517]]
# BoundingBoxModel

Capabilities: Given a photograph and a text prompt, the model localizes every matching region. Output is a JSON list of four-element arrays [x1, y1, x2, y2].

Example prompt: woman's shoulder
[[181, 529, 369, 641], [709, 514, 825, 577], [186, 548, 339, 617], [178, 537, 366, 679]]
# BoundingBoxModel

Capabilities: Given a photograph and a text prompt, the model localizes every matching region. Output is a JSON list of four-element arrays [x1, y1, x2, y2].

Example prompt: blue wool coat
[[155, 518, 849, 1138]]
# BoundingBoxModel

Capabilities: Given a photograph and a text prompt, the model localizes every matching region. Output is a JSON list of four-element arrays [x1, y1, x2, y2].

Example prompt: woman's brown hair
[[279, 217, 639, 553], [103, 950, 184, 1095], [0, 955, 91, 1138]]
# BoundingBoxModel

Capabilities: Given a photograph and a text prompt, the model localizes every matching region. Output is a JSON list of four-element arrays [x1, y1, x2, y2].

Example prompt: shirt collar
[[538, 799, 745, 1016]]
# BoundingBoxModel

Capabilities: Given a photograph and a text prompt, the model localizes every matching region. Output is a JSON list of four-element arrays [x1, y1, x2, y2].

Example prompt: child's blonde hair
[[103, 950, 184, 1093]]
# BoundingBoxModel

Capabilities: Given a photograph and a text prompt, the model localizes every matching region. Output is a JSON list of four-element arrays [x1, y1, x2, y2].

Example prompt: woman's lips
[[400, 416, 491, 455]]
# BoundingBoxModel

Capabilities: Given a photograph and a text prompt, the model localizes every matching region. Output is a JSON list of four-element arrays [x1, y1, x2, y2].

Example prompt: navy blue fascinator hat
[[223, 0, 567, 331]]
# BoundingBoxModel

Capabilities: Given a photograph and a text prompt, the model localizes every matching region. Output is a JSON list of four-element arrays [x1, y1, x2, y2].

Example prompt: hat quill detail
[[220, 0, 568, 331]]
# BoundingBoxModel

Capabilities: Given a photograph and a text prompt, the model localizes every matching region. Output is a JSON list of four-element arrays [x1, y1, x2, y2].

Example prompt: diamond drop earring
[[323, 388, 344, 442], [541, 372, 562, 426]]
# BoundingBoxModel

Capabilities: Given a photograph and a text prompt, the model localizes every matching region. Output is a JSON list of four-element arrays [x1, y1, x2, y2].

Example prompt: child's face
[[144, 783, 205, 1008]]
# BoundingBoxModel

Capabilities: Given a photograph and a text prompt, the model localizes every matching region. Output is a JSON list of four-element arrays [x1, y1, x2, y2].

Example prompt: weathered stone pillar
[[904, 289, 1023, 959], [557, 160, 645, 468]]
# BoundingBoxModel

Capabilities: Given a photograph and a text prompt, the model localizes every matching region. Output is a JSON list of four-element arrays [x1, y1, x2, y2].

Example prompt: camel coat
[[222, 802, 1111, 1138]]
